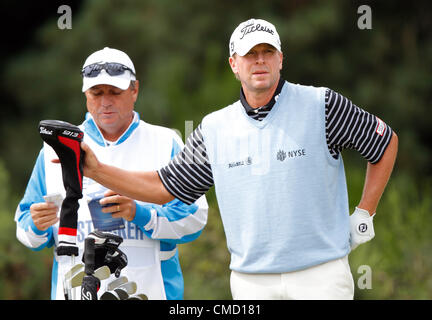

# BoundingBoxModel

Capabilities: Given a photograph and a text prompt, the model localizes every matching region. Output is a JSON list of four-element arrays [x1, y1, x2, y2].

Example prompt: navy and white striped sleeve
[[325, 89, 393, 164], [158, 124, 214, 205], [132, 136, 208, 244]]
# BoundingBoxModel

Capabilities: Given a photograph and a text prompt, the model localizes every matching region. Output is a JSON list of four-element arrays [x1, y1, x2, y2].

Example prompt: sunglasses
[[81, 62, 136, 78]]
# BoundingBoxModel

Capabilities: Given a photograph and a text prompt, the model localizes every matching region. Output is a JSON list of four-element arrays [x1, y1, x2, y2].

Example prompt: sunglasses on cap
[[81, 62, 136, 78]]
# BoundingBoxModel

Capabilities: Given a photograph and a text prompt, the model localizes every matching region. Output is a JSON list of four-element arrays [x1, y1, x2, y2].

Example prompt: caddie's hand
[[80, 141, 100, 179], [99, 189, 137, 222], [349, 207, 375, 251], [30, 202, 59, 231]]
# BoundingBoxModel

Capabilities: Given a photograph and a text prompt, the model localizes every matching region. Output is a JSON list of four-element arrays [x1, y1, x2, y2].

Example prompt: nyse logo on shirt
[[276, 148, 306, 161]]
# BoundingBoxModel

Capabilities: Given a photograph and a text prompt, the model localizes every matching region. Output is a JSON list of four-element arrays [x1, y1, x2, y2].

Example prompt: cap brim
[[82, 72, 134, 92], [235, 33, 281, 56]]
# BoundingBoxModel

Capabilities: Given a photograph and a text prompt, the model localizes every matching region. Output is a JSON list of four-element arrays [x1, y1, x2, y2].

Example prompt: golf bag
[[83, 230, 128, 278]]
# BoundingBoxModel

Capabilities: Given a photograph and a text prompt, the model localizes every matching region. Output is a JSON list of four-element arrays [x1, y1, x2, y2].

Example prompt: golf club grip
[[81, 275, 100, 300], [84, 238, 95, 275]]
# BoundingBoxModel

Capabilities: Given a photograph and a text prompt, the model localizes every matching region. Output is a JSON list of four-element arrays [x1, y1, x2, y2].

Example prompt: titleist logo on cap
[[229, 19, 281, 56], [240, 21, 275, 40]]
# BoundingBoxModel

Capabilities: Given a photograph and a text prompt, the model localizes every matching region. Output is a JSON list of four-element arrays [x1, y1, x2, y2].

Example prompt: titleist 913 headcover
[[39, 120, 84, 257]]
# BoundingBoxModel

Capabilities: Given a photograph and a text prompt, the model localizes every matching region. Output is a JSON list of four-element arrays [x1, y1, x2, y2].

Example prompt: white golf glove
[[349, 207, 375, 251]]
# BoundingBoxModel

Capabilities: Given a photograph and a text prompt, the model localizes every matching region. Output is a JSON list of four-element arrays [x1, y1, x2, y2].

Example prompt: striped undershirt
[[158, 80, 393, 204]]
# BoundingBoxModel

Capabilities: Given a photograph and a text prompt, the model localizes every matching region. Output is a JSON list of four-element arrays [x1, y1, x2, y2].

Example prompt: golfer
[[80, 19, 398, 299]]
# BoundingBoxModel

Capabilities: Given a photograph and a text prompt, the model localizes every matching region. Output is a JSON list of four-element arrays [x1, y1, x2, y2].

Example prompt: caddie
[[15, 47, 208, 300]]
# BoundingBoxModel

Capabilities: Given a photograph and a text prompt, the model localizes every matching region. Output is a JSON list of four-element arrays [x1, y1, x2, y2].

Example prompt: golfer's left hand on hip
[[349, 207, 375, 251]]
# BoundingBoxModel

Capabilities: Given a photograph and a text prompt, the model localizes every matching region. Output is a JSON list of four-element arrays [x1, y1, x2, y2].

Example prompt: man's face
[[85, 82, 139, 140], [229, 43, 283, 94]]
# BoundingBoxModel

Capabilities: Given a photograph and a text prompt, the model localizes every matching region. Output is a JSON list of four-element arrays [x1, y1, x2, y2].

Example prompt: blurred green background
[[0, 0, 431, 299]]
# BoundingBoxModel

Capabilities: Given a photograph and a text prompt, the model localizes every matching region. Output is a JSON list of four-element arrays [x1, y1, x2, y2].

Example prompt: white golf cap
[[229, 18, 281, 57], [81, 47, 136, 92]]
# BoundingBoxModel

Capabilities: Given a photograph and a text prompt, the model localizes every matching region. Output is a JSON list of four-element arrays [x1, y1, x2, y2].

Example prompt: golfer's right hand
[[80, 141, 100, 179], [30, 202, 59, 231]]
